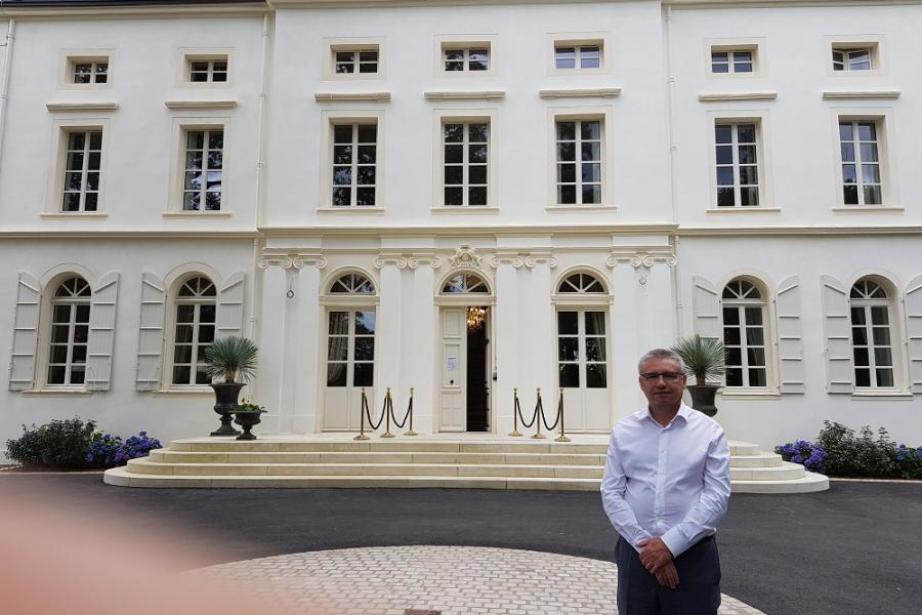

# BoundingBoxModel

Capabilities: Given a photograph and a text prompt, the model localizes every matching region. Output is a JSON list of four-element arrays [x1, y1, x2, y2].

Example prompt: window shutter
[[85, 272, 119, 391], [9, 273, 40, 392], [776, 276, 805, 394], [692, 275, 720, 341], [821, 275, 854, 394], [136, 273, 166, 392], [906, 275, 922, 394], [216, 272, 246, 339]]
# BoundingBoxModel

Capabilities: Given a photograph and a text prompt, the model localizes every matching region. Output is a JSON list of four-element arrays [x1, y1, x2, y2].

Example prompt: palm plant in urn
[[671, 335, 726, 417], [203, 336, 258, 436]]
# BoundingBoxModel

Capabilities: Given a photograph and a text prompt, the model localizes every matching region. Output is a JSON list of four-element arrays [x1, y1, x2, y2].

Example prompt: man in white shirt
[[601, 348, 731, 615]]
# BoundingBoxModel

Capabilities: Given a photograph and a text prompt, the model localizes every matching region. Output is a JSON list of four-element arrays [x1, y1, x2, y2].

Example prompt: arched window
[[722, 278, 767, 387], [48, 276, 92, 385], [850, 278, 894, 388], [442, 272, 488, 293], [558, 272, 605, 294], [329, 272, 375, 295], [171, 276, 216, 385]]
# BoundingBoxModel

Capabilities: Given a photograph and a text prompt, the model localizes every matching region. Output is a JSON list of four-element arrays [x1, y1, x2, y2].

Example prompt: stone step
[[730, 453, 783, 468], [147, 450, 608, 466], [729, 442, 761, 456], [730, 472, 830, 494], [730, 462, 805, 481], [167, 439, 610, 454]]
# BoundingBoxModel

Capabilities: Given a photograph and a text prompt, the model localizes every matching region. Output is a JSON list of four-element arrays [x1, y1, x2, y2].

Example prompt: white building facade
[[1, 0, 920, 454]]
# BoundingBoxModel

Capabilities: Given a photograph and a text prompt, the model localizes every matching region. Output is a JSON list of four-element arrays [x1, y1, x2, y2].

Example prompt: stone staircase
[[103, 435, 829, 493]]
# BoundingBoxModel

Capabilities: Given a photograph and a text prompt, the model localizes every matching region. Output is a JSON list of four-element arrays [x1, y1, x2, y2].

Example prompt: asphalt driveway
[[2, 474, 918, 615]]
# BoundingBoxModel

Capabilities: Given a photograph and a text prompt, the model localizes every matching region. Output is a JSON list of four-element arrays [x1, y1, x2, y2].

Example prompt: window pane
[[582, 185, 601, 205], [585, 338, 606, 362], [716, 167, 734, 186], [725, 368, 742, 386], [558, 185, 576, 205], [863, 185, 882, 205], [853, 347, 869, 367], [556, 121, 575, 141], [870, 306, 889, 325], [444, 187, 463, 205], [748, 368, 766, 387], [328, 311, 349, 334], [355, 311, 376, 334], [327, 337, 348, 361], [585, 312, 606, 334], [172, 365, 191, 385], [327, 363, 347, 387], [557, 311, 578, 334], [555, 48, 575, 69], [468, 187, 487, 206], [874, 347, 892, 367], [747, 348, 766, 367], [876, 368, 893, 387], [854, 368, 870, 387], [723, 327, 741, 346], [173, 344, 193, 364], [444, 166, 463, 185], [559, 363, 579, 388], [716, 188, 735, 207], [586, 364, 607, 388], [469, 165, 487, 185], [872, 327, 890, 346], [558, 337, 579, 361], [354, 363, 374, 387], [354, 337, 375, 361], [740, 187, 759, 207]]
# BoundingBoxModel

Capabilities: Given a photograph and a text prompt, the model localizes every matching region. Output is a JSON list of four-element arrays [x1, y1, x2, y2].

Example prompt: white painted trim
[[322, 36, 386, 81], [539, 88, 621, 99], [316, 207, 386, 214], [697, 92, 777, 102], [164, 100, 238, 109], [431, 207, 500, 214], [431, 108, 499, 209], [705, 207, 781, 214], [315, 92, 391, 102], [162, 211, 234, 218], [424, 90, 505, 101], [545, 205, 617, 212], [822, 90, 900, 100], [46, 102, 118, 112], [831, 206, 904, 213], [39, 212, 108, 219]]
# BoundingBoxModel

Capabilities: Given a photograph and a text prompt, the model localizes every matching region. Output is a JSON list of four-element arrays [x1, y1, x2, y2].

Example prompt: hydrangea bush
[[777, 420, 922, 479], [86, 431, 162, 468]]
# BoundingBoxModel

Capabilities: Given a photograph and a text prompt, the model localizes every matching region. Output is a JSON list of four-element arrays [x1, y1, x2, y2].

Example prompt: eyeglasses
[[640, 372, 685, 382]]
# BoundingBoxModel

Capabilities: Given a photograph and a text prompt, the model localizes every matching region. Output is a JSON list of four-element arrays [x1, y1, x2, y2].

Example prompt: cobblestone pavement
[[193, 546, 765, 615]]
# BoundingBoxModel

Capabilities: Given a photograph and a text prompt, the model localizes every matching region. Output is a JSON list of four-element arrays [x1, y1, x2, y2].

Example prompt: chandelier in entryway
[[466, 306, 486, 331]]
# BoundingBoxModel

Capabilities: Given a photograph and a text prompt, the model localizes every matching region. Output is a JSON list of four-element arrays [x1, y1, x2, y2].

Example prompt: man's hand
[[637, 537, 673, 573], [653, 561, 679, 590]]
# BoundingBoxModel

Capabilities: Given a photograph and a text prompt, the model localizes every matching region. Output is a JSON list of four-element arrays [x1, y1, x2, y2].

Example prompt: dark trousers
[[615, 536, 721, 615]]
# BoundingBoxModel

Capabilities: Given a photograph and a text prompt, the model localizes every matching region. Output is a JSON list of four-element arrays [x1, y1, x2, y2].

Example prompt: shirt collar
[[643, 403, 691, 428]]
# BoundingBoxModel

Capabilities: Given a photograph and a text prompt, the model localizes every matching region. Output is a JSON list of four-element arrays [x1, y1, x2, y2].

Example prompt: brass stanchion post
[[555, 389, 571, 443], [531, 387, 546, 439], [509, 388, 522, 436], [354, 388, 370, 441], [381, 387, 396, 438], [405, 388, 418, 436]]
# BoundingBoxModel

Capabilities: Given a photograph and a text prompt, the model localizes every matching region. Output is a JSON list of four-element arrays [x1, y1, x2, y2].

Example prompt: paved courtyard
[[2, 473, 920, 615]]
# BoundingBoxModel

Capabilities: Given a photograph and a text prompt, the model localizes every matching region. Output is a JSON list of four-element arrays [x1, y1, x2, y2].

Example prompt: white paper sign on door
[[446, 357, 458, 371]]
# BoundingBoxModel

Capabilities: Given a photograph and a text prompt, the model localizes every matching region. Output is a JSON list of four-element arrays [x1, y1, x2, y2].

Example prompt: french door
[[322, 308, 376, 431], [557, 309, 610, 432]]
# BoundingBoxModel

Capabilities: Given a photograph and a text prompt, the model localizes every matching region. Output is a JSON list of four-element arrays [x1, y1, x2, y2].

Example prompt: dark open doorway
[[466, 306, 489, 432]]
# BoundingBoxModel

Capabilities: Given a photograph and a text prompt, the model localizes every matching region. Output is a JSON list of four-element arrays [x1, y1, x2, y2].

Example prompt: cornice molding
[[374, 253, 443, 269], [424, 90, 506, 101], [46, 101, 118, 112], [257, 251, 328, 271], [606, 248, 676, 269], [697, 91, 777, 102], [314, 91, 392, 103], [1, 3, 267, 19], [539, 87, 621, 99], [164, 99, 238, 110], [489, 251, 558, 269], [821, 89, 901, 100]]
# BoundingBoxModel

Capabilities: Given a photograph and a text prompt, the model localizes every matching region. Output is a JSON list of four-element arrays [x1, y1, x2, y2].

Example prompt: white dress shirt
[[600, 403, 731, 559]]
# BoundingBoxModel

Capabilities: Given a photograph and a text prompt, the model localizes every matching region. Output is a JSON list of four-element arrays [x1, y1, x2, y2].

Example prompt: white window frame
[[319, 109, 386, 211], [705, 39, 764, 79], [324, 37, 385, 80], [849, 278, 899, 390], [721, 278, 771, 390], [713, 121, 761, 208], [167, 118, 231, 216], [548, 32, 609, 75], [707, 111, 773, 210], [547, 107, 613, 208], [440, 41, 492, 74], [825, 36, 883, 77], [837, 118, 882, 207], [167, 276, 217, 388], [43, 276, 93, 388], [60, 128, 104, 213], [432, 110, 498, 210], [46, 119, 110, 215], [58, 49, 114, 90], [178, 48, 233, 87], [180, 127, 225, 212], [830, 110, 895, 210], [320, 270, 380, 393]]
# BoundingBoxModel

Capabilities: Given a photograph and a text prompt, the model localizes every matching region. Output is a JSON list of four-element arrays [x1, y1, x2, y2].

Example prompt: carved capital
[[258, 251, 327, 271], [374, 254, 410, 270], [605, 249, 676, 270], [408, 254, 442, 270], [489, 253, 525, 269], [523, 252, 558, 269], [448, 245, 483, 271]]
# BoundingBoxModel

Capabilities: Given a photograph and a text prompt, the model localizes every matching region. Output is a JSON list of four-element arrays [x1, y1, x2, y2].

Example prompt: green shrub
[[816, 421, 901, 478], [6, 417, 97, 469]]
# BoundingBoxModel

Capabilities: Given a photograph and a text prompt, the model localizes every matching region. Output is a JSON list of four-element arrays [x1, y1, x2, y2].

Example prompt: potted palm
[[203, 336, 258, 436], [671, 335, 726, 417]]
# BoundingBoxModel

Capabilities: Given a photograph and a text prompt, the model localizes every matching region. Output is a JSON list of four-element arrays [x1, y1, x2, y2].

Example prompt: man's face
[[638, 357, 687, 410]]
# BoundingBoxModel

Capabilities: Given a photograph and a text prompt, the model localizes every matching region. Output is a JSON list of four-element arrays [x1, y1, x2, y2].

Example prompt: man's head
[[637, 348, 687, 413]]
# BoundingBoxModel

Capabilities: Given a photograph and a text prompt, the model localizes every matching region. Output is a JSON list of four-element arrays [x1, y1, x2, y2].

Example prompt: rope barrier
[[510, 387, 569, 442], [353, 388, 388, 441], [389, 387, 417, 436], [509, 387, 539, 437]]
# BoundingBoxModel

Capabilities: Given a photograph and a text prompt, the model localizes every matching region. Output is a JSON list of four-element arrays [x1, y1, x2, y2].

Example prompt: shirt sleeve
[[660, 427, 731, 559], [600, 429, 653, 553]]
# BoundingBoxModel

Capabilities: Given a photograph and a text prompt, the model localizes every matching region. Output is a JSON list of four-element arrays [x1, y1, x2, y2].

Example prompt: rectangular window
[[557, 310, 607, 389], [61, 130, 102, 212], [72, 60, 108, 84], [556, 119, 602, 205], [851, 303, 893, 388], [48, 300, 90, 386], [839, 120, 882, 206], [443, 46, 489, 72], [554, 43, 601, 70], [715, 122, 760, 207], [327, 310, 375, 387], [182, 129, 224, 211], [188, 57, 227, 83], [711, 49, 753, 74], [723, 306, 767, 387], [332, 123, 377, 207], [443, 122, 489, 206], [334, 47, 379, 74], [833, 47, 873, 71]]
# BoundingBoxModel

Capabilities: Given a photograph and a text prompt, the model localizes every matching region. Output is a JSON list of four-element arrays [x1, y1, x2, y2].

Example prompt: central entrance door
[[439, 306, 490, 432]]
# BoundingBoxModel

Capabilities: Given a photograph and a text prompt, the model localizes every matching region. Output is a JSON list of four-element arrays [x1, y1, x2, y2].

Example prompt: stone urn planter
[[233, 409, 266, 441], [210, 382, 245, 436], [686, 384, 720, 417]]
